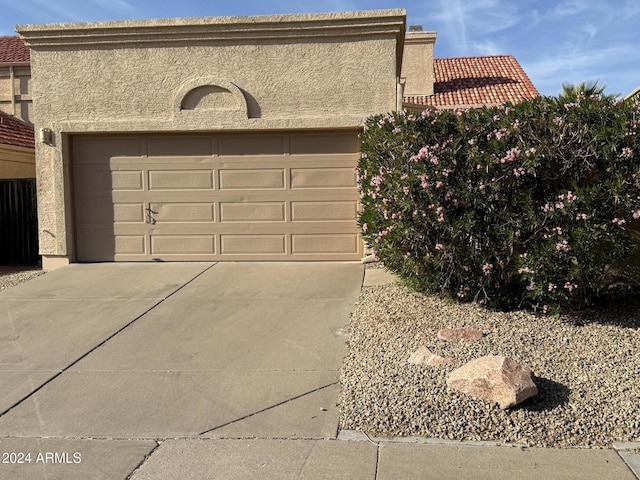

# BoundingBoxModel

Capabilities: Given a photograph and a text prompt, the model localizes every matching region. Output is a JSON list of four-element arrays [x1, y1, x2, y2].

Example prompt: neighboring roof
[[404, 55, 539, 109], [0, 111, 35, 149], [625, 86, 640, 101], [0, 35, 30, 63]]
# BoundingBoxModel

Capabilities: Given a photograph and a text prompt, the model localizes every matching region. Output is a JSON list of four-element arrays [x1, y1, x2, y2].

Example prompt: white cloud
[[522, 43, 638, 95], [473, 39, 501, 56], [426, 0, 521, 54], [550, 0, 588, 18]]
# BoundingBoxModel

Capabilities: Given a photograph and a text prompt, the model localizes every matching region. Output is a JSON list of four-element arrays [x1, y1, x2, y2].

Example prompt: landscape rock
[[446, 355, 538, 409], [437, 326, 483, 342], [408, 346, 457, 366]]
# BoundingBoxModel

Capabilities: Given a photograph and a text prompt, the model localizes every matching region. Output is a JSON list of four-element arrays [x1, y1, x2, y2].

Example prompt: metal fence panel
[[0, 179, 39, 266]]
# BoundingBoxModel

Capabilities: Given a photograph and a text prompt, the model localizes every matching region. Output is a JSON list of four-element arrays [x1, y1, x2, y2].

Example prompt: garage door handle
[[145, 207, 157, 225]]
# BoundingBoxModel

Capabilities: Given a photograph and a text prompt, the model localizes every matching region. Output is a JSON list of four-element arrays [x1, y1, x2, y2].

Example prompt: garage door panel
[[147, 136, 214, 157], [218, 135, 285, 156], [292, 234, 359, 254], [72, 136, 143, 163], [151, 203, 215, 222], [291, 201, 357, 221], [73, 132, 363, 262], [220, 235, 286, 254], [75, 232, 146, 259], [290, 133, 360, 154], [151, 235, 215, 254], [116, 235, 146, 254], [219, 202, 285, 222], [113, 171, 145, 191], [290, 168, 356, 188], [219, 169, 285, 189], [148, 170, 214, 190]]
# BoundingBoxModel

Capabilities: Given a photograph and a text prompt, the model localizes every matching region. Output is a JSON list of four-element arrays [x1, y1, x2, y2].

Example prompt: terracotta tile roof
[[0, 35, 30, 63], [404, 55, 539, 109], [0, 111, 35, 149]]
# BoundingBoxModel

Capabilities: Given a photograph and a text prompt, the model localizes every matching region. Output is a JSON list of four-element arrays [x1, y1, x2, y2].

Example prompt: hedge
[[357, 94, 640, 313]]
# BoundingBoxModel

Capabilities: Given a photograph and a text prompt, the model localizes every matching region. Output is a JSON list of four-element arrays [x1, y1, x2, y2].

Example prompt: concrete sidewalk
[[0, 263, 637, 479]]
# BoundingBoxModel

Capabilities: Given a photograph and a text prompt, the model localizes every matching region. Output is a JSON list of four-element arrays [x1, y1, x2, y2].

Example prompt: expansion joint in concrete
[[198, 381, 339, 436]]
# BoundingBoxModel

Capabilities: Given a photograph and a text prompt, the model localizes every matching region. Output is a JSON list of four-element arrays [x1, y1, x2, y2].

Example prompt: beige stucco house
[[17, 10, 407, 269], [15, 9, 538, 270]]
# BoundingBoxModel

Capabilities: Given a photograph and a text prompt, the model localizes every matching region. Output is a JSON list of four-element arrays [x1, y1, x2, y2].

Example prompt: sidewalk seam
[[198, 381, 339, 436], [125, 440, 162, 480], [616, 449, 640, 480], [0, 263, 217, 418]]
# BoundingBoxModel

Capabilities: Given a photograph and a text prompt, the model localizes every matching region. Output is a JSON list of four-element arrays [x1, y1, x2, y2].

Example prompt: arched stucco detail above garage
[[174, 78, 248, 122]]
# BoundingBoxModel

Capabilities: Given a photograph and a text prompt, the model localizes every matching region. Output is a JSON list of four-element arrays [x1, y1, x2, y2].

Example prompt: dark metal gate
[[0, 179, 39, 266]]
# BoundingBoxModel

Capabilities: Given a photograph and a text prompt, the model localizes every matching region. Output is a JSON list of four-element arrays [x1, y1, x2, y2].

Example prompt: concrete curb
[[614, 442, 640, 480]]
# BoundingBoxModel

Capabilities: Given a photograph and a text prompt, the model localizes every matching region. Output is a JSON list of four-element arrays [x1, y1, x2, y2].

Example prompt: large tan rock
[[408, 346, 457, 366], [446, 356, 538, 409]]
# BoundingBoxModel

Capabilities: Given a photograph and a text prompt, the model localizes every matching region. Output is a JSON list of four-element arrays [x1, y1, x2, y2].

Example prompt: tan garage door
[[71, 131, 363, 262]]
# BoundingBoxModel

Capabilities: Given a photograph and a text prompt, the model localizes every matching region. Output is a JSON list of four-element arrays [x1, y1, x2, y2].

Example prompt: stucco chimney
[[402, 28, 437, 96]]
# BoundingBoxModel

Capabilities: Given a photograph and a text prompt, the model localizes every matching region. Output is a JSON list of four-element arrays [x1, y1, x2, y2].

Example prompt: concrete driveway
[[0, 262, 364, 479]]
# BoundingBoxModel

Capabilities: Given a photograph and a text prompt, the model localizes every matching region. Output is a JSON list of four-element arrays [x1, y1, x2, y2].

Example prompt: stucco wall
[[17, 10, 406, 264], [402, 31, 436, 96]]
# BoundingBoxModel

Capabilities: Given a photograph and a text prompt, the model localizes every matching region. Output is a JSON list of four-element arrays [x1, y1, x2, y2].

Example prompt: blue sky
[[0, 0, 638, 97]]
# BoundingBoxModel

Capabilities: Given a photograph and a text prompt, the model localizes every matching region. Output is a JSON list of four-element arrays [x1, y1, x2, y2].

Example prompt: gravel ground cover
[[338, 279, 640, 448], [0, 266, 44, 292]]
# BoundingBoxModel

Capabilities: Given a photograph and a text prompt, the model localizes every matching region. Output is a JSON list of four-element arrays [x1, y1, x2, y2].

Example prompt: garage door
[[71, 131, 363, 262]]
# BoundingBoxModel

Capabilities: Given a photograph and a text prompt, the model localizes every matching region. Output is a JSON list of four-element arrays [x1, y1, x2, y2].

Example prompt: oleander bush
[[358, 94, 640, 313]]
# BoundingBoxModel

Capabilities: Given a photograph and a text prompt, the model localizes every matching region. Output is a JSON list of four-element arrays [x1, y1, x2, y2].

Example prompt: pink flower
[[403, 186, 410, 194], [633, 210, 640, 219], [513, 167, 526, 177], [613, 218, 626, 226], [500, 147, 520, 163], [548, 283, 556, 292], [564, 282, 577, 292], [621, 148, 633, 158], [556, 240, 570, 252], [576, 213, 589, 220], [362, 223, 368, 232], [392, 127, 401, 134], [482, 263, 493, 275], [435, 243, 444, 250], [565, 191, 577, 202], [468, 138, 477, 145]]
